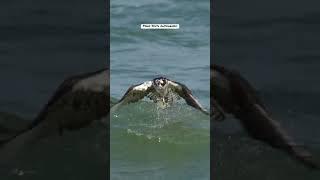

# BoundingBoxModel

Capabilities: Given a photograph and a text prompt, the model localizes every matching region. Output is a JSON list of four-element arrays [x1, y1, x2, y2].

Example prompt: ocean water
[[213, 0, 320, 179], [0, 0, 107, 179], [110, 0, 210, 179]]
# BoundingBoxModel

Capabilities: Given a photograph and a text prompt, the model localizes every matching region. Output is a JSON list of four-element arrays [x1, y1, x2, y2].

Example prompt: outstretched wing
[[212, 64, 318, 169], [111, 81, 154, 112], [168, 80, 209, 115], [0, 68, 109, 163], [236, 103, 318, 169]]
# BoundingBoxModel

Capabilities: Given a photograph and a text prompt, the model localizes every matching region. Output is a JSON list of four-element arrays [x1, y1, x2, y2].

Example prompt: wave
[[110, 100, 210, 145]]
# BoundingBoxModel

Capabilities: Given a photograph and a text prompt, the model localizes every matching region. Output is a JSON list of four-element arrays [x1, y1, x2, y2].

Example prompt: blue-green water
[[110, 0, 210, 179]]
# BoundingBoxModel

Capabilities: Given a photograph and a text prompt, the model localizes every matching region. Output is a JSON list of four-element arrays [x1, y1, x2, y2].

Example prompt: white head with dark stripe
[[152, 77, 169, 95]]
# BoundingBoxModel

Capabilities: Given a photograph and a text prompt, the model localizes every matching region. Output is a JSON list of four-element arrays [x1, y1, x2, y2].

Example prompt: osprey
[[111, 77, 209, 115]]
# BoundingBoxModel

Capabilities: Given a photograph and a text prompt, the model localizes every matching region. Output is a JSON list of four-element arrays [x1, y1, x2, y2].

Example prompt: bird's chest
[[153, 85, 168, 95], [148, 88, 178, 106]]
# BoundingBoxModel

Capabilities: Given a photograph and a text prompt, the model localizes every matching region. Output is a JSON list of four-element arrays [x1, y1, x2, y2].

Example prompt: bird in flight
[[111, 77, 209, 115]]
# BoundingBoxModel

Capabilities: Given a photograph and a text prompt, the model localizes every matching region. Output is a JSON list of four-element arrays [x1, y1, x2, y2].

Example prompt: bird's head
[[153, 77, 168, 90]]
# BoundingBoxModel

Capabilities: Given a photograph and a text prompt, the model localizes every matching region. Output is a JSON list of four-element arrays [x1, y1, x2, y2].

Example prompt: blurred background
[[213, 0, 320, 179], [0, 0, 107, 179]]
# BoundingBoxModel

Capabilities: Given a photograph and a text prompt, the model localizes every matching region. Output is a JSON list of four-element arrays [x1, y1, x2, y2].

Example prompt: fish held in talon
[[112, 77, 209, 115], [211, 64, 319, 169]]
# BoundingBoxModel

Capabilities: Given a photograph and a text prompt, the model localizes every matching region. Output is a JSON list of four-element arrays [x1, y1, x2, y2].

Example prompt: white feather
[[72, 70, 108, 92], [133, 81, 153, 91]]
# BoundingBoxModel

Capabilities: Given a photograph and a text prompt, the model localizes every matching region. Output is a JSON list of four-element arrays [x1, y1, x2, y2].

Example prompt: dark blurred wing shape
[[236, 103, 318, 169], [0, 68, 109, 163], [212, 64, 318, 169]]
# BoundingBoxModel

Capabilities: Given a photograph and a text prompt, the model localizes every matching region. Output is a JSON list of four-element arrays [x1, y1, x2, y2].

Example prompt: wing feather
[[212, 64, 318, 169], [236, 103, 318, 169], [111, 81, 154, 112], [168, 81, 209, 115], [0, 68, 109, 163]]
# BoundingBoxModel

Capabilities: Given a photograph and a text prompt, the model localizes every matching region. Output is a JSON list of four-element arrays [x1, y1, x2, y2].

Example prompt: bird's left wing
[[111, 81, 154, 113], [168, 80, 209, 115], [0, 68, 109, 163]]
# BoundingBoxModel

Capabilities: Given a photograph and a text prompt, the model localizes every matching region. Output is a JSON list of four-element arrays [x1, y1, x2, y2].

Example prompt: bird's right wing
[[214, 64, 319, 169], [111, 81, 154, 113]]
